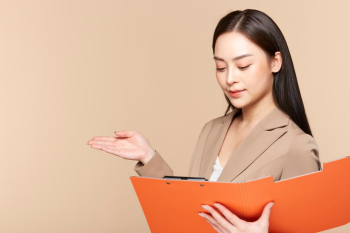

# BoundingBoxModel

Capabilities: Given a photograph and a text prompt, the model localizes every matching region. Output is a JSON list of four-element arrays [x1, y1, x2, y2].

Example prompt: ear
[[271, 51, 282, 73]]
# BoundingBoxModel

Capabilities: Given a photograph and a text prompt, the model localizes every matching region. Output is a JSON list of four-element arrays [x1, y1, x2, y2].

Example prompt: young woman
[[88, 9, 322, 233]]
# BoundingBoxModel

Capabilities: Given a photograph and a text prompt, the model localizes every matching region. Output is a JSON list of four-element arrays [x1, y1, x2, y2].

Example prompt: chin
[[229, 99, 248, 109]]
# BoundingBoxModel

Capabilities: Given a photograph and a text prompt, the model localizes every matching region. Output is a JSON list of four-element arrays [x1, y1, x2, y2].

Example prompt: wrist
[[140, 149, 156, 165]]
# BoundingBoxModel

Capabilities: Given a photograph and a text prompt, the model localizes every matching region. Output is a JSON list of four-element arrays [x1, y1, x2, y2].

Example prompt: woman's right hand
[[87, 130, 156, 165]]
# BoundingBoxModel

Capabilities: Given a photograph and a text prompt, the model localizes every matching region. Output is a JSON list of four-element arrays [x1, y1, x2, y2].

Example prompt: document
[[130, 156, 350, 233]]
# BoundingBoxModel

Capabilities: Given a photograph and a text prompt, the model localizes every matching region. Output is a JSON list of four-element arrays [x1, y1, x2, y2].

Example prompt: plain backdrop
[[0, 0, 349, 232]]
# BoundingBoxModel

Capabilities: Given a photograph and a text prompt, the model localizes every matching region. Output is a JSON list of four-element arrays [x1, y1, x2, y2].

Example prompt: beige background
[[0, 0, 349, 232]]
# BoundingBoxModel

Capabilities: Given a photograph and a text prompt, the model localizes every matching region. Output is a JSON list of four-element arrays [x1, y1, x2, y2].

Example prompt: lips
[[229, 89, 245, 93]]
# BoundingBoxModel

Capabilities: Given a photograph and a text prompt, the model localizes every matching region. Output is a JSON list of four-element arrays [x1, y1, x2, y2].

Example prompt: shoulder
[[199, 111, 229, 132], [195, 111, 231, 141], [289, 133, 319, 151], [204, 109, 237, 127], [285, 118, 319, 153], [196, 118, 215, 139], [280, 131, 321, 180], [286, 133, 320, 166], [285, 118, 320, 162]]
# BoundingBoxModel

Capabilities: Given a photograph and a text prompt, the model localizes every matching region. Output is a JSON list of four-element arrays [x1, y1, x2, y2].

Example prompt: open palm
[[87, 130, 155, 162]]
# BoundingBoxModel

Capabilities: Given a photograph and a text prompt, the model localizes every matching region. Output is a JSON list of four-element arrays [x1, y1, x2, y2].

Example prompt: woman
[[88, 9, 322, 233]]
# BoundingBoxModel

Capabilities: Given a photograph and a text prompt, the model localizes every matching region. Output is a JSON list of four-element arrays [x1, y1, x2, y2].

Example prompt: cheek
[[216, 74, 226, 89], [246, 68, 272, 96]]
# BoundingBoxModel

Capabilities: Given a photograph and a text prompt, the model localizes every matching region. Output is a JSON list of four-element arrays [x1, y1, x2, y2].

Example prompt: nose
[[226, 67, 240, 85]]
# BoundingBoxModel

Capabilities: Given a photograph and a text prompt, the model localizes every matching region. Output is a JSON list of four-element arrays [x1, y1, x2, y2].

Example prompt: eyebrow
[[213, 53, 254, 61]]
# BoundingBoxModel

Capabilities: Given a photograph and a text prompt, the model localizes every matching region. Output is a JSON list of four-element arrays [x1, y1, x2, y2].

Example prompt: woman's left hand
[[198, 202, 274, 233]]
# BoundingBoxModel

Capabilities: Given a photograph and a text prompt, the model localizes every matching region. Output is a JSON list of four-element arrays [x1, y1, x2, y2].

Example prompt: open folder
[[130, 156, 350, 233]]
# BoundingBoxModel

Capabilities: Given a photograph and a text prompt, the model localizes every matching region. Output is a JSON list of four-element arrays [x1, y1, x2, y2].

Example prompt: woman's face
[[213, 31, 282, 109]]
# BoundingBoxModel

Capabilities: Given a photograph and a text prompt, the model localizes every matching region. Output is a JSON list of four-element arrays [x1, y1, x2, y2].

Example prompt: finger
[[89, 140, 116, 146], [200, 212, 225, 233], [257, 202, 274, 226], [114, 130, 135, 138], [100, 147, 123, 157], [89, 136, 117, 142], [214, 203, 245, 229], [100, 147, 140, 160], [91, 144, 115, 150], [201, 206, 235, 232], [206, 219, 224, 233], [93, 145, 142, 160], [89, 140, 115, 146]]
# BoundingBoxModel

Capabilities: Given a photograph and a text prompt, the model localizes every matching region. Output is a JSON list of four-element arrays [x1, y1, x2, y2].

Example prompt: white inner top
[[209, 156, 224, 181]]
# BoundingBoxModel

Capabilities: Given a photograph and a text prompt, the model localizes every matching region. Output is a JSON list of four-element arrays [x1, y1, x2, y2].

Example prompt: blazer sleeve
[[133, 149, 174, 178], [280, 133, 322, 181]]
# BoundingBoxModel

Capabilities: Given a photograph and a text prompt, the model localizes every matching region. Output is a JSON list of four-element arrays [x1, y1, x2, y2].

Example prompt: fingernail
[[198, 213, 204, 217], [214, 203, 219, 208], [202, 205, 208, 210]]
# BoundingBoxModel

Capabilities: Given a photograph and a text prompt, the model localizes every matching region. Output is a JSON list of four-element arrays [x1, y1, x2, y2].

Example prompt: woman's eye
[[239, 65, 250, 70], [216, 65, 250, 72]]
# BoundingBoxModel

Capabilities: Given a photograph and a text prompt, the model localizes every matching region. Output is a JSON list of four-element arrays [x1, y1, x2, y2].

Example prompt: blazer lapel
[[199, 106, 290, 182]]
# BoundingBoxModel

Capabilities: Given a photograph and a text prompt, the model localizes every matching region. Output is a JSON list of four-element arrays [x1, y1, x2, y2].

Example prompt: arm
[[133, 121, 210, 178], [280, 133, 322, 181], [134, 150, 173, 178]]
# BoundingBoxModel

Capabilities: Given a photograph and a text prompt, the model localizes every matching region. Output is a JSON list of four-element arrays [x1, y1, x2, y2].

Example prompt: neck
[[240, 98, 277, 127]]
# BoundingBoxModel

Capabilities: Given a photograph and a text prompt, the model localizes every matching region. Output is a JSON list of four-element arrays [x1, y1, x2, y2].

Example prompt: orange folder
[[130, 156, 350, 233]]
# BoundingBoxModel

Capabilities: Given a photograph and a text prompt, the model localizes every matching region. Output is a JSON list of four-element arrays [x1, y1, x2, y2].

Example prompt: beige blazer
[[134, 106, 322, 182]]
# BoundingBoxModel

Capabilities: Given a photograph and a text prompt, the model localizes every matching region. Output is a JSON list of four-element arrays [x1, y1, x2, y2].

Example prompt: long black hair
[[212, 9, 313, 136]]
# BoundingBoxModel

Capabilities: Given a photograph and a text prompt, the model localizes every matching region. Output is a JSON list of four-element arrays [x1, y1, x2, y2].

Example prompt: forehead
[[214, 31, 264, 60]]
